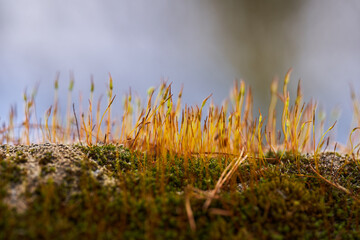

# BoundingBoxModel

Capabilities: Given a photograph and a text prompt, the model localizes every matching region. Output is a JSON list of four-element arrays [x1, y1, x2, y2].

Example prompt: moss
[[39, 151, 54, 165], [80, 144, 132, 172], [0, 152, 5, 161], [41, 166, 56, 177], [3, 73, 360, 238], [14, 151, 27, 164], [1, 146, 360, 239], [0, 158, 26, 184]]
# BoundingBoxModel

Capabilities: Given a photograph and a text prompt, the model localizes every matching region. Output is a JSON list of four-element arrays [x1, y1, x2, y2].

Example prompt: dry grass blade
[[185, 187, 196, 232], [208, 208, 233, 216], [309, 165, 360, 203], [203, 148, 247, 211]]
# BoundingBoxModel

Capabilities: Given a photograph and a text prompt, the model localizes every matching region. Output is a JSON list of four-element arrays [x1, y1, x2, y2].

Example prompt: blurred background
[[0, 0, 359, 143]]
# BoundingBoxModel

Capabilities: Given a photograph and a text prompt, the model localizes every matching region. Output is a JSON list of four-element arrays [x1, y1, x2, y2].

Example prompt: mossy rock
[[1, 145, 360, 239]]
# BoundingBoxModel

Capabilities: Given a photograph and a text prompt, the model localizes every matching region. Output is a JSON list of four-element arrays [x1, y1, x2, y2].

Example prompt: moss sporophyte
[[0, 69, 360, 239]]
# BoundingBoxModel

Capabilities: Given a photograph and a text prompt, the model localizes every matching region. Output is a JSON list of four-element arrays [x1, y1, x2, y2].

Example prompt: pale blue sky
[[0, 0, 359, 143]]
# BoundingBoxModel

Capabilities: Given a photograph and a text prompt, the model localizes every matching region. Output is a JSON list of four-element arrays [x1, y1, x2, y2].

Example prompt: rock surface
[[0, 143, 116, 212]]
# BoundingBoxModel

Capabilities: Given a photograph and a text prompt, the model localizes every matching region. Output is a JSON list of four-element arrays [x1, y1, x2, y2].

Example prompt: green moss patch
[[0, 145, 359, 239]]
